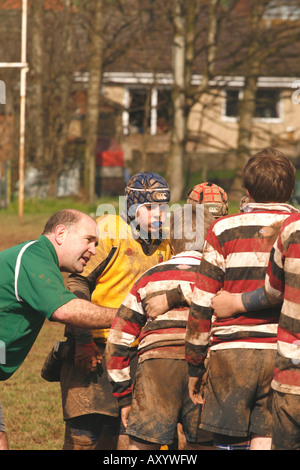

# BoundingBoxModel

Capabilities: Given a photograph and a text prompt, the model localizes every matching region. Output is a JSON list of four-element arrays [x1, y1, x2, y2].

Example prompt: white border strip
[[15, 240, 38, 301]]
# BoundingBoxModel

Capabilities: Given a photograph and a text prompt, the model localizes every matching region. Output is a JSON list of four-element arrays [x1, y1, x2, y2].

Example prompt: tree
[[28, 0, 75, 198], [228, 1, 266, 200], [166, 0, 220, 202], [82, 0, 152, 201], [30, 0, 44, 168], [83, 0, 104, 203], [166, 0, 186, 202], [229, 0, 300, 200]]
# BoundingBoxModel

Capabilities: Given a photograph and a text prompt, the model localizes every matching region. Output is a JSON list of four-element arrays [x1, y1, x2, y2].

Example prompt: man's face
[[60, 216, 98, 273], [136, 203, 168, 235]]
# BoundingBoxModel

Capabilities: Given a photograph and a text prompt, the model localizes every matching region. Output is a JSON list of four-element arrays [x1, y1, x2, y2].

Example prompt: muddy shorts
[[63, 413, 122, 450], [61, 340, 135, 450], [200, 349, 276, 438], [60, 342, 137, 420], [126, 358, 212, 446], [272, 390, 300, 450], [0, 402, 5, 432]]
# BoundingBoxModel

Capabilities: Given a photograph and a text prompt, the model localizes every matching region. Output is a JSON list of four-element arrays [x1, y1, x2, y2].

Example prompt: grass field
[[0, 202, 71, 450], [1, 323, 66, 450], [0, 196, 242, 450]]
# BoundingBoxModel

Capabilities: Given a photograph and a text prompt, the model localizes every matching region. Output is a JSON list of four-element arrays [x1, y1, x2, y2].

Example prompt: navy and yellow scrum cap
[[125, 172, 171, 209]]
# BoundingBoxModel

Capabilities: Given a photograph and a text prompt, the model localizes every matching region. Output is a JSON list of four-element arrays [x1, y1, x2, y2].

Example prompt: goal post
[[0, 0, 28, 222]]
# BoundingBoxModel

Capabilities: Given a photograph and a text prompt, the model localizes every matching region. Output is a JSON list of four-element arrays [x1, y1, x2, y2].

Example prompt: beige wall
[[67, 84, 300, 171], [188, 88, 300, 155]]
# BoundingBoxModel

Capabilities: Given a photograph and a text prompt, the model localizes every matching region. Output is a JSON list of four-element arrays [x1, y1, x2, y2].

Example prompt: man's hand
[[188, 377, 204, 405], [74, 341, 102, 374], [211, 291, 245, 318], [145, 293, 169, 320], [121, 405, 131, 429]]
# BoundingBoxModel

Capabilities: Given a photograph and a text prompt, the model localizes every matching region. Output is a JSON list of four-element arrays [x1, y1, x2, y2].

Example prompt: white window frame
[[122, 85, 171, 136], [221, 87, 284, 123], [74, 72, 296, 132]]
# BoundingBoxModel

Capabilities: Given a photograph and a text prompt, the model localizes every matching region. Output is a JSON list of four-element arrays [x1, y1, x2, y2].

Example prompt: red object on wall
[[95, 138, 124, 167], [101, 150, 124, 167]]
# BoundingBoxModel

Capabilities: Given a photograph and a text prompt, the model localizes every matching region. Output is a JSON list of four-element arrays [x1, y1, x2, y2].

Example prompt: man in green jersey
[[0, 209, 117, 447]]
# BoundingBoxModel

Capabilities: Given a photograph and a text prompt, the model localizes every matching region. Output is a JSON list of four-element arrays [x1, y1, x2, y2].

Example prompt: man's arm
[[188, 376, 204, 405], [185, 228, 225, 378], [145, 286, 186, 319], [211, 288, 280, 318], [212, 243, 285, 319], [66, 273, 97, 373], [65, 247, 118, 373], [51, 298, 117, 328], [106, 287, 146, 408], [66, 273, 95, 344]]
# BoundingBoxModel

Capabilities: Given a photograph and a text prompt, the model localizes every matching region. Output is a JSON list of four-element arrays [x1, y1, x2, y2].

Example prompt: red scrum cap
[[186, 182, 228, 218]]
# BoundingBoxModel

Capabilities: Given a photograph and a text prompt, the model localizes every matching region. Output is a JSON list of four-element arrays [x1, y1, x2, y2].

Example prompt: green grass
[[1, 322, 66, 450], [4, 196, 120, 216], [1, 194, 240, 220]]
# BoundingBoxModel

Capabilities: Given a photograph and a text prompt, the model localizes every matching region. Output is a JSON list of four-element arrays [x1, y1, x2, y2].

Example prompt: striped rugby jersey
[[265, 213, 300, 395], [185, 202, 298, 378], [105, 251, 202, 403]]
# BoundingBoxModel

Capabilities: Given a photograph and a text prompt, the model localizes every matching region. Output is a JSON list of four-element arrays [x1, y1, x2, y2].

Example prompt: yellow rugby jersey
[[80, 214, 172, 342]]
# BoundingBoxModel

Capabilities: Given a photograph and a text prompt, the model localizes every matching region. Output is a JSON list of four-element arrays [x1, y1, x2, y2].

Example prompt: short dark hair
[[42, 209, 83, 235], [242, 147, 295, 203]]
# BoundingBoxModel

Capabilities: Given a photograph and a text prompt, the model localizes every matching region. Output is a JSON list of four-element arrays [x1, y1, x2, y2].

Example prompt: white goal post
[[0, 0, 28, 222]]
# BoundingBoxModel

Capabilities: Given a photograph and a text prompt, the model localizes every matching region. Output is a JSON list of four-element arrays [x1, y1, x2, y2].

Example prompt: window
[[225, 89, 240, 118], [223, 88, 282, 121], [123, 87, 172, 135], [156, 89, 172, 134], [254, 89, 281, 119], [128, 89, 149, 133]]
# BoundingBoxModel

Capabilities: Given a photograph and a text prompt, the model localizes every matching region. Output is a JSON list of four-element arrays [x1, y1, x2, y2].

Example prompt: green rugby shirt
[[0, 235, 76, 380]]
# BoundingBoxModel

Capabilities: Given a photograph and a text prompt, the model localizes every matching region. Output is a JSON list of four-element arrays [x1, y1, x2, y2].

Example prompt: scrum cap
[[125, 172, 170, 213], [186, 182, 228, 218]]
